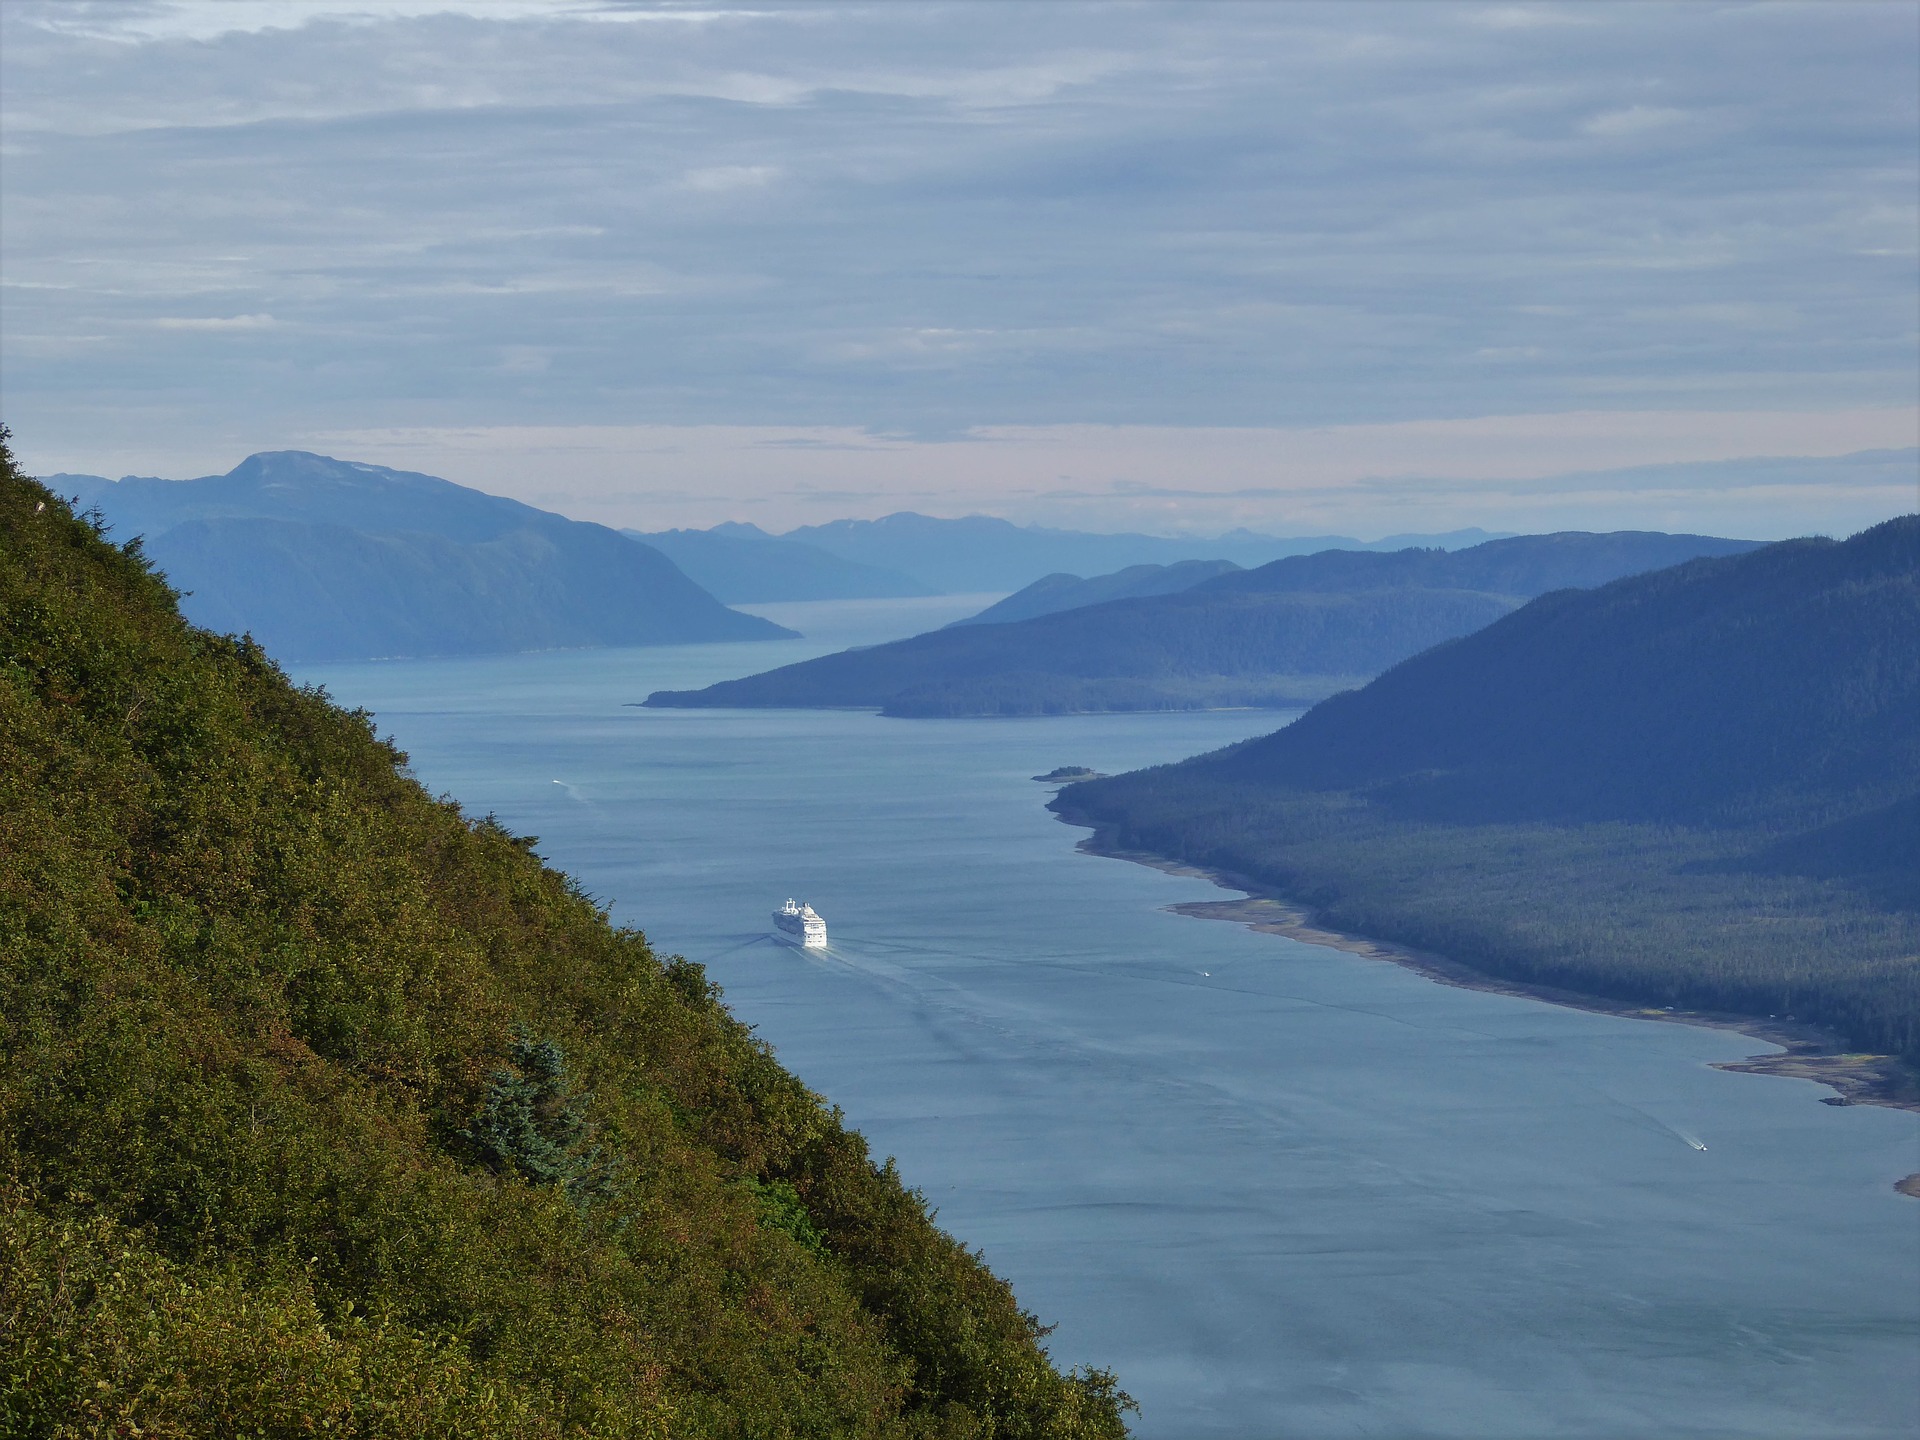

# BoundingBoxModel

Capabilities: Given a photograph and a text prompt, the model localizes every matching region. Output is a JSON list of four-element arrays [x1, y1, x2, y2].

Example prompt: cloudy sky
[[2, 0, 1915, 536]]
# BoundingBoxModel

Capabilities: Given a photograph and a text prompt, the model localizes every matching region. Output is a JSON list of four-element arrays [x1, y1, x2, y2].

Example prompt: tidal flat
[[299, 595, 1920, 1440]]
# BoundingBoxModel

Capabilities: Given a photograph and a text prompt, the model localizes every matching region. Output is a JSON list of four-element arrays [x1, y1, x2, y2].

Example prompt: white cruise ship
[[773, 898, 827, 948]]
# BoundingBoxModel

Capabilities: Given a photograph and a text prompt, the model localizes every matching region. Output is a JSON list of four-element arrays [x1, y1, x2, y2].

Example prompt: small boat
[[773, 898, 827, 948]]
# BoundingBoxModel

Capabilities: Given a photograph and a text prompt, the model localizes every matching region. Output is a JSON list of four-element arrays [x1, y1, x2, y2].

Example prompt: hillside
[[624, 523, 933, 603], [949, 560, 1240, 628], [1056, 517, 1920, 1072], [645, 531, 1758, 718], [55, 452, 791, 662], [1204, 521, 1915, 823], [0, 442, 1130, 1437]]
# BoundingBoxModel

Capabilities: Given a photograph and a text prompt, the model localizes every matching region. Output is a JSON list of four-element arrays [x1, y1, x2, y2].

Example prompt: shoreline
[[1054, 809, 1920, 1195]]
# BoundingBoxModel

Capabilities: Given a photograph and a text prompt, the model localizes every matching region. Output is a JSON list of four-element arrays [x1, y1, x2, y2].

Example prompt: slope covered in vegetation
[[1057, 519, 1920, 1070], [0, 440, 1130, 1438]]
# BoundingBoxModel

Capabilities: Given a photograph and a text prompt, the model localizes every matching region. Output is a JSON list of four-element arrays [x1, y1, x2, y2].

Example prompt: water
[[299, 597, 1920, 1440]]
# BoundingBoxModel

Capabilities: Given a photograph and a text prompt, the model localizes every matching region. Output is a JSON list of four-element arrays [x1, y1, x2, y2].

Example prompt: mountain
[[1056, 516, 1920, 1071], [781, 513, 1508, 594], [0, 444, 1130, 1434], [1198, 529, 1761, 598], [645, 531, 1761, 719], [53, 451, 792, 662], [951, 559, 1242, 627], [1198, 522, 1913, 824], [623, 521, 934, 602]]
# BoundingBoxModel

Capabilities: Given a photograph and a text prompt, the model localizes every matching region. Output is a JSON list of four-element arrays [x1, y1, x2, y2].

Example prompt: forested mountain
[[646, 530, 1759, 718], [0, 443, 1129, 1435], [1202, 520, 1914, 824], [623, 522, 933, 602], [54, 452, 790, 661], [950, 559, 1240, 627], [781, 513, 1504, 594], [1057, 517, 1920, 1069]]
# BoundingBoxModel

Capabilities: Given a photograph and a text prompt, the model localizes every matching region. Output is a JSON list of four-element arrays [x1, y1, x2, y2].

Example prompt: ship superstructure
[[773, 898, 827, 948]]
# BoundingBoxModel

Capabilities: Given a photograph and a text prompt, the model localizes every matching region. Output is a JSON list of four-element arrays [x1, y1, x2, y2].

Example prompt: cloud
[[1, 0, 1913, 538], [149, 313, 278, 330], [1581, 105, 1690, 138]]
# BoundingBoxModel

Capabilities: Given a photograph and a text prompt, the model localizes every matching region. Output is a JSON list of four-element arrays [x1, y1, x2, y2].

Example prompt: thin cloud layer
[[2, 1, 1915, 533]]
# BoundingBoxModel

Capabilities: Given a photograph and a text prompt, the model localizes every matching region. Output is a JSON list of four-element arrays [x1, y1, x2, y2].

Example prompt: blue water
[[299, 597, 1920, 1440]]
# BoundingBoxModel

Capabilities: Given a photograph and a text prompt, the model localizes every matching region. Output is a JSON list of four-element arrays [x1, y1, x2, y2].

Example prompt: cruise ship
[[773, 898, 827, 948]]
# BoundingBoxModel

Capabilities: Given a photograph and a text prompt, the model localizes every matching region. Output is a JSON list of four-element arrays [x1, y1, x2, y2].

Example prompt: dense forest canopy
[[0, 436, 1131, 1438]]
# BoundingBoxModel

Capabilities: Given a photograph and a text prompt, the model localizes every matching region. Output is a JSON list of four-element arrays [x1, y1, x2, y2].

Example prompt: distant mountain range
[[1056, 516, 1920, 1068], [645, 530, 1761, 717], [951, 559, 1242, 627], [776, 513, 1510, 594], [52, 452, 792, 662], [623, 522, 933, 602]]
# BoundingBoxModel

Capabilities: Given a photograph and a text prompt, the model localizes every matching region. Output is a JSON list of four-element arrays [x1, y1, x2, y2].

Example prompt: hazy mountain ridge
[[950, 559, 1242, 627], [54, 452, 792, 661], [623, 522, 934, 602], [1056, 516, 1920, 1069], [780, 512, 1509, 593], [645, 530, 1759, 718], [1196, 529, 1762, 597]]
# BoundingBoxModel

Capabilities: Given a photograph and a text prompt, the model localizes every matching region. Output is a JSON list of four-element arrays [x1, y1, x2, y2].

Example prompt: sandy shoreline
[[1053, 809, 1920, 1195]]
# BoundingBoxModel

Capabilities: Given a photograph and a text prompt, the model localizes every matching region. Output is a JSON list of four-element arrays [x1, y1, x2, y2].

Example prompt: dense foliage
[[0, 439, 1131, 1438], [1059, 519, 1920, 1067]]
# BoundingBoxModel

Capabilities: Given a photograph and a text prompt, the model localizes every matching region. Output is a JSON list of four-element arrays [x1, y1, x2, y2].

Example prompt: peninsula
[[1054, 519, 1920, 1115]]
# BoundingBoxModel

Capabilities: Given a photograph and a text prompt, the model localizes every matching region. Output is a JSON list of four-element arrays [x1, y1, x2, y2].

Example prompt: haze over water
[[301, 597, 1920, 1440]]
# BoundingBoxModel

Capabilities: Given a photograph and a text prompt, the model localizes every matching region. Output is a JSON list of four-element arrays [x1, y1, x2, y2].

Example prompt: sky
[[2, 0, 1916, 537]]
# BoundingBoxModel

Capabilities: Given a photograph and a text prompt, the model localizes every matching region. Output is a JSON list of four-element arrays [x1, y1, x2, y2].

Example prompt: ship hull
[[772, 914, 828, 949]]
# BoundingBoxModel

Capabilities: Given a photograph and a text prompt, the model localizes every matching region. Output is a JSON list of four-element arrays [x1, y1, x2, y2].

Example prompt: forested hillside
[[1207, 520, 1917, 824], [0, 440, 1130, 1438], [1058, 518, 1920, 1070]]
